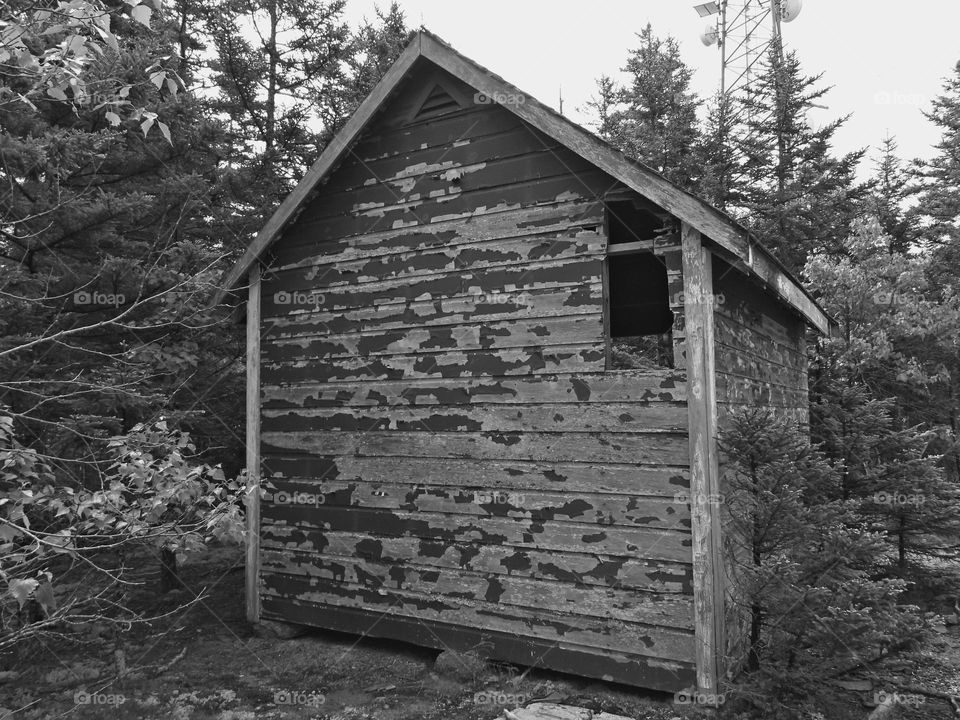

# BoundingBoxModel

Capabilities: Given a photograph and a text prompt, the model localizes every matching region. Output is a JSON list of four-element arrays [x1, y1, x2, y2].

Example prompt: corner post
[[680, 223, 724, 695], [245, 265, 262, 623]]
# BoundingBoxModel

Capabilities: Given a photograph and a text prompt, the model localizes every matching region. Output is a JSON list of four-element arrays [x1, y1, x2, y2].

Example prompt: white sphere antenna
[[780, 0, 802, 23], [701, 24, 720, 46]]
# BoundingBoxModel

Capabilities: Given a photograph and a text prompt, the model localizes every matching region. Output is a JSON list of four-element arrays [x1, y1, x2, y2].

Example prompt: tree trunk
[[265, 0, 278, 158], [159, 545, 183, 593]]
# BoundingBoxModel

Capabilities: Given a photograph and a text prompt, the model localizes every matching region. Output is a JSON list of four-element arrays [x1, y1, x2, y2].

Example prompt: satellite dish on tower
[[700, 23, 719, 46], [780, 0, 802, 23]]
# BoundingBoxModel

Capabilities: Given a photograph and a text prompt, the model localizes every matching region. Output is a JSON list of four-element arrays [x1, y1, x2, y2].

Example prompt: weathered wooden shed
[[223, 30, 832, 694]]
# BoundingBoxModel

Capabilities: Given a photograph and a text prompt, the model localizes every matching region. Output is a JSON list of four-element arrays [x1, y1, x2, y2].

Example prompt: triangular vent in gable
[[414, 84, 462, 120]]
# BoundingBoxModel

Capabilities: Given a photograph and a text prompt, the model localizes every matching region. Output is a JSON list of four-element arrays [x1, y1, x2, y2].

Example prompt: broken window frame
[[602, 198, 675, 372]]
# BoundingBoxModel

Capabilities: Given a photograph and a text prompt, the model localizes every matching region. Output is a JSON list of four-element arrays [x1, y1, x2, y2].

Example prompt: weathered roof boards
[[227, 30, 830, 694]]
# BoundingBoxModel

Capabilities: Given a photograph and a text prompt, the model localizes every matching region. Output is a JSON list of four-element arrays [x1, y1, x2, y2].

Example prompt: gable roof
[[222, 29, 833, 335]]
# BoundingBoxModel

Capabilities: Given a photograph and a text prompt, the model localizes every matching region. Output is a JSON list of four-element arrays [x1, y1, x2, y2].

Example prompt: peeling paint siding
[[261, 539, 694, 594], [260, 510, 693, 563], [260, 372, 688, 409], [257, 64, 696, 691], [260, 456, 690, 495], [711, 259, 810, 671], [712, 262, 809, 422]]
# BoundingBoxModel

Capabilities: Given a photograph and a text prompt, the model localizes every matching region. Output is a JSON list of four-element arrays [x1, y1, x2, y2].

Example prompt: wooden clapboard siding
[[710, 256, 810, 675], [261, 551, 694, 633], [712, 257, 809, 423], [261, 539, 694, 594], [260, 575, 695, 661], [256, 62, 696, 692], [265, 227, 604, 297], [271, 202, 605, 272], [264, 283, 604, 338], [265, 597, 696, 690], [260, 480, 690, 530], [260, 511, 692, 564], [261, 456, 690, 495], [261, 314, 606, 361], [260, 402, 688, 434], [262, 371, 686, 409]]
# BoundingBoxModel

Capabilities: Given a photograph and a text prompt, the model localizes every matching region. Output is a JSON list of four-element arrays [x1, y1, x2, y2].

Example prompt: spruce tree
[[870, 135, 916, 253], [720, 410, 923, 710], [205, 0, 352, 196], [733, 49, 867, 272], [911, 60, 960, 250], [586, 24, 702, 190]]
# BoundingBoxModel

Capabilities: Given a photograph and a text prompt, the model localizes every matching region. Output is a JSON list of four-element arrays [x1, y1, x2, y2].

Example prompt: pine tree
[[586, 24, 702, 190], [205, 0, 352, 195], [733, 49, 867, 272], [911, 61, 960, 249], [805, 222, 960, 583], [870, 135, 916, 253], [342, 3, 412, 113], [720, 410, 923, 708], [698, 92, 739, 209]]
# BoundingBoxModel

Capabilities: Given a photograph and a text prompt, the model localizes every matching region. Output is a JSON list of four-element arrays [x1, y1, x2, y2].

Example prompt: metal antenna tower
[[694, 0, 800, 102]]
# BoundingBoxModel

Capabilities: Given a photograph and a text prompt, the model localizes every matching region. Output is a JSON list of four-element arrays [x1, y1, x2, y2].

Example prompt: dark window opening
[[607, 251, 675, 370], [607, 201, 666, 244]]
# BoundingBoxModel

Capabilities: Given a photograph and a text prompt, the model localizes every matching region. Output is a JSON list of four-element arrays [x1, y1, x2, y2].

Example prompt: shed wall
[[711, 255, 810, 670], [712, 258, 809, 424], [254, 62, 698, 690]]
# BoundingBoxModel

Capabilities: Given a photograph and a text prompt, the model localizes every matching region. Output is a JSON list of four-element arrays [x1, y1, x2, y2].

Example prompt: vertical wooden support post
[[681, 223, 724, 694], [245, 265, 262, 623]]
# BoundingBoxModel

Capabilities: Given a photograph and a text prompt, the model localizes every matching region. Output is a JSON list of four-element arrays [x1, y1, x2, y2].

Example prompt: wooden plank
[[261, 314, 605, 362], [261, 344, 606, 384], [278, 169, 613, 249], [508, 703, 636, 720], [260, 480, 691, 531], [260, 552, 695, 633], [259, 582, 695, 663], [259, 456, 691, 496], [260, 370, 688, 408], [260, 513, 693, 563], [714, 373, 809, 409], [261, 599, 698, 691], [245, 265, 262, 622], [260, 401, 689, 435], [260, 429, 691, 465], [265, 283, 604, 338], [714, 328, 806, 373], [607, 239, 656, 255], [319, 122, 561, 194], [349, 104, 522, 162], [271, 201, 604, 271], [259, 539, 693, 593], [262, 256, 603, 320], [713, 345, 808, 390], [680, 225, 723, 694], [264, 229, 603, 295], [294, 148, 601, 226]]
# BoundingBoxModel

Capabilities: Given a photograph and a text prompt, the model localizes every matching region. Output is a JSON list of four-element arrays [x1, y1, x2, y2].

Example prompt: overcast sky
[[342, 1, 959, 177]]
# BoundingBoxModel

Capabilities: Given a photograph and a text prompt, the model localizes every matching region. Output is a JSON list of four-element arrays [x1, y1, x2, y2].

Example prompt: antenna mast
[[695, 0, 800, 102]]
